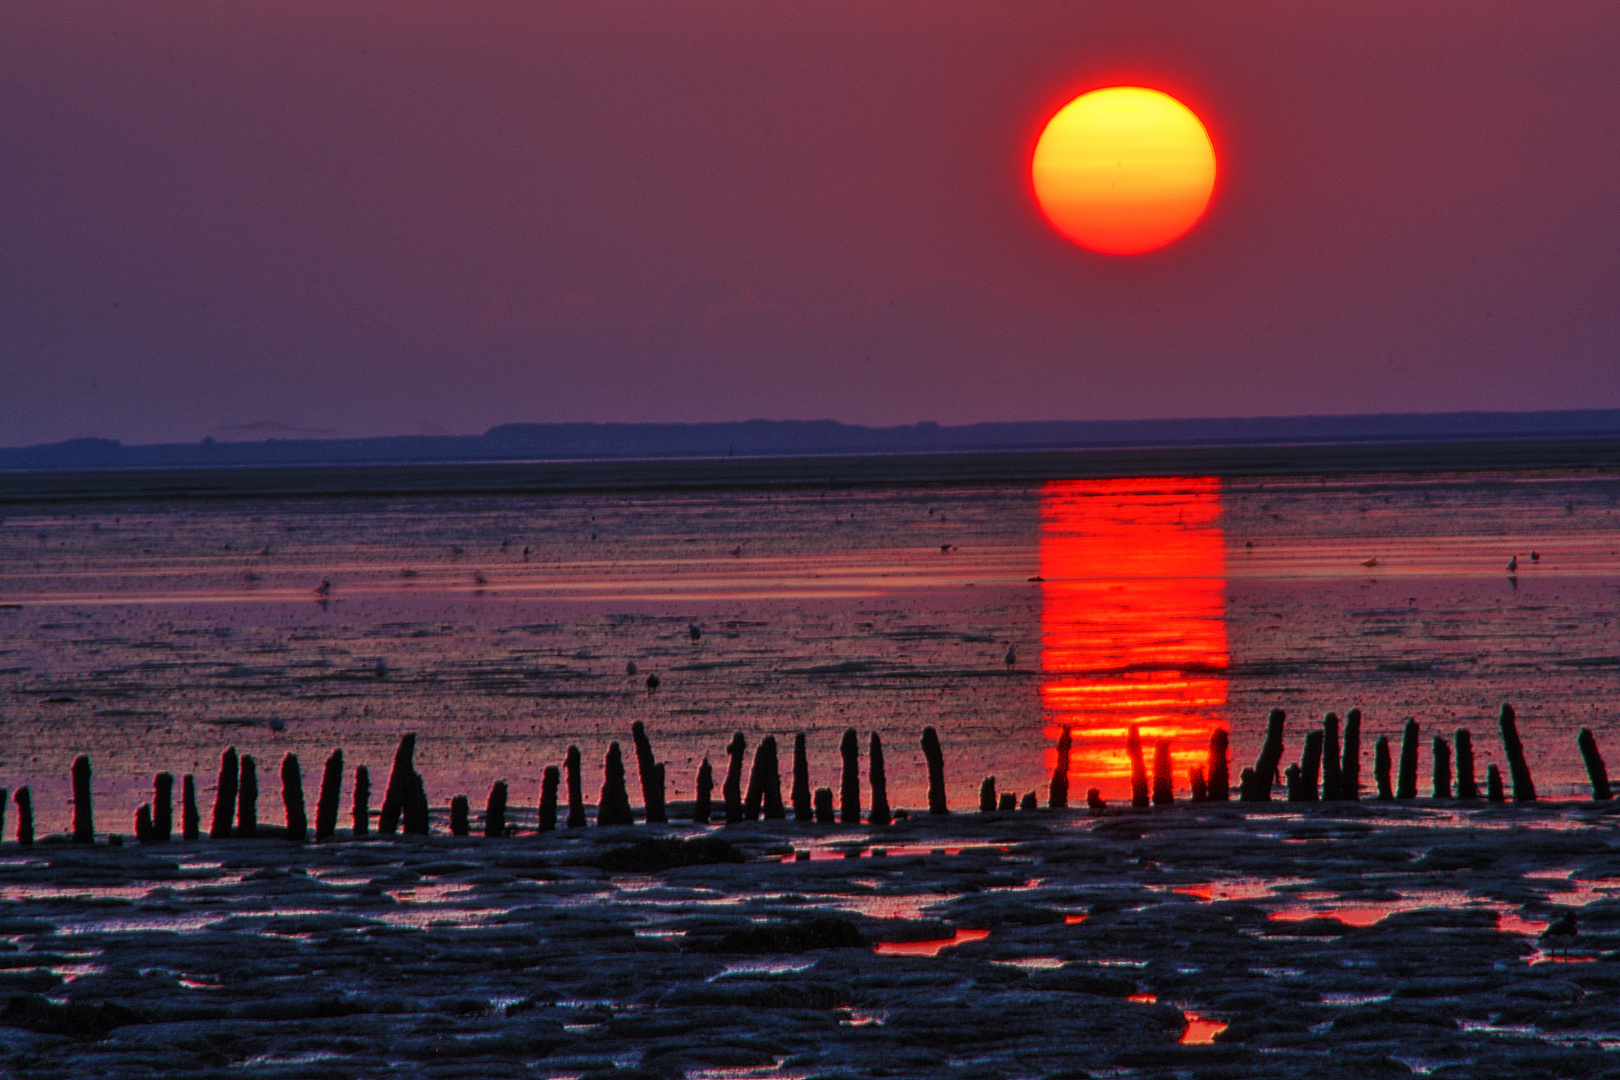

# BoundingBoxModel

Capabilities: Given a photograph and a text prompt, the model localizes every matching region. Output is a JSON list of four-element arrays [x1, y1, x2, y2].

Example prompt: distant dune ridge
[[7, 410, 1620, 472]]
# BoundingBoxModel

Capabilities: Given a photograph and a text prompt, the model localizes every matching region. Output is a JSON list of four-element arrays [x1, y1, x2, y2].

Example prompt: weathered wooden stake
[[1374, 736, 1393, 800], [211, 747, 238, 839], [743, 739, 768, 821], [404, 772, 430, 834], [631, 721, 667, 823], [1190, 767, 1207, 802], [13, 788, 32, 846], [759, 737, 785, 819], [1455, 730, 1479, 799], [315, 750, 343, 841], [1342, 708, 1362, 801], [980, 776, 997, 812], [1086, 787, 1104, 810], [1577, 728, 1612, 801], [1431, 736, 1453, 798], [1321, 713, 1343, 800], [379, 733, 417, 834], [134, 804, 153, 843], [182, 775, 199, 840], [1207, 728, 1230, 801], [1486, 763, 1505, 802], [352, 765, 371, 836], [597, 743, 635, 826], [71, 755, 94, 843], [791, 733, 812, 821], [723, 732, 746, 824], [153, 773, 173, 842], [1049, 727, 1072, 809], [565, 746, 585, 828], [921, 726, 948, 814], [692, 758, 713, 824], [1020, 791, 1037, 810], [450, 795, 469, 836], [1285, 763, 1304, 800], [485, 781, 508, 837], [868, 733, 891, 825], [813, 786, 834, 823], [282, 754, 307, 842], [1127, 725, 1150, 808], [236, 754, 258, 837], [540, 766, 560, 831], [999, 792, 1016, 811], [1299, 730, 1323, 802], [1151, 739, 1174, 805], [1499, 703, 1537, 802], [840, 729, 861, 824], [1396, 719, 1419, 799]]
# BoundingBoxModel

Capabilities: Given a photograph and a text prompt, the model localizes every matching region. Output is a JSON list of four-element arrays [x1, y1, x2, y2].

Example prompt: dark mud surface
[[6, 803, 1620, 1078]]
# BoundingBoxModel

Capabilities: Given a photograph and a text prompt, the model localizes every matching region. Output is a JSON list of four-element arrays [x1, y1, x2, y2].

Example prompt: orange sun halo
[[1032, 86, 1216, 255]]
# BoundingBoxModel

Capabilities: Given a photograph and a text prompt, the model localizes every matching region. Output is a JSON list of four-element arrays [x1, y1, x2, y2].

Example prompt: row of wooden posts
[[3, 704, 1607, 845]]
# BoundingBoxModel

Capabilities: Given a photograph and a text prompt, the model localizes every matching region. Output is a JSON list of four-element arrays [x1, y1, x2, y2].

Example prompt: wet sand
[[5, 802, 1620, 1078]]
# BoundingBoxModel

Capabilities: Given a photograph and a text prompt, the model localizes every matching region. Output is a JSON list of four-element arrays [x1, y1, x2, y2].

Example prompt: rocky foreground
[[4, 803, 1620, 1079]]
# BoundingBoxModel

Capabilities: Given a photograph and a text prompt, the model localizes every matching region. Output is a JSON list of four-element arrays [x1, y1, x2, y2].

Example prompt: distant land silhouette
[[7, 411, 1620, 472]]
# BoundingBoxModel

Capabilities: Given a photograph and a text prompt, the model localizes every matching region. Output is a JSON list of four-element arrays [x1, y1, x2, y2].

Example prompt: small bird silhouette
[[730, 546, 742, 557], [1507, 555, 1518, 572], [1531, 551, 1540, 562], [626, 660, 638, 676], [522, 546, 530, 561], [645, 673, 661, 694], [1004, 644, 1017, 669], [473, 571, 487, 586], [688, 623, 702, 641], [268, 716, 286, 732], [1540, 911, 1578, 956], [940, 544, 954, 554], [314, 579, 331, 596], [1361, 558, 1378, 568]]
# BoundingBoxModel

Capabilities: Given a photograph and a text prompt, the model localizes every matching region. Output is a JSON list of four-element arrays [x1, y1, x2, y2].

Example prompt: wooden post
[[1020, 791, 1037, 810], [597, 742, 635, 826], [813, 786, 834, 823], [1190, 767, 1207, 802], [379, 734, 417, 834], [1151, 739, 1174, 805], [723, 733, 746, 824], [980, 776, 997, 812], [631, 721, 667, 823], [692, 758, 713, 824], [71, 755, 94, 843], [14, 787, 32, 846], [1321, 713, 1342, 800], [484, 781, 508, 837], [1299, 730, 1323, 801], [236, 754, 258, 838], [999, 792, 1016, 811], [840, 729, 861, 824], [1455, 730, 1479, 799], [1486, 763, 1505, 802], [1396, 719, 1419, 799], [211, 748, 238, 839], [1432, 737, 1453, 798], [759, 737, 785, 819], [1374, 736, 1393, 800], [1285, 763, 1304, 801], [450, 795, 469, 836], [404, 772, 430, 834], [921, 726, 948, 814], [1086, 787, 1104, 810], [743, 738, 768, 821], [1577, 728, 1612, 800], [153, 773, 173, 842], [1341, 708, 1362, 801], [1049, 727, 1071, 809], [1498, 703, 1537, 802], [540, 766, 560, 831], [1127, 725, 1149, 808], [134, 805, 153, 843], [868, 733, 891, 825], [791, 733, 812, 821], [565, 746, 586, 828], [352, 765, 371, 836], [1207, 728, 1230, 801], [282, 754, 307, 842], [181, 775, 199, 840], [315, 750, 343, 841]]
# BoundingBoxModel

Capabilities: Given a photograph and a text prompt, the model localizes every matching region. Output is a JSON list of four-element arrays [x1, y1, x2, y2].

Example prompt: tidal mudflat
[[5, 801, 1620, 1078]]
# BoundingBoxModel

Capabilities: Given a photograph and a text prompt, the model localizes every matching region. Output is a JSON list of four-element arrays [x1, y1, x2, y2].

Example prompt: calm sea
[[2, 468, 1618, 833]]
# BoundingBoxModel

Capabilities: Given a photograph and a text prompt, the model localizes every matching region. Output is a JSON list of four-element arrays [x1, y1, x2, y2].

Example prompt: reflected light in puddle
[[872, 928, 989, 956], [1040, 479, 1228, 801], [1180, 1011, 1228, 1044], [1126, 992, 1157, 1003]]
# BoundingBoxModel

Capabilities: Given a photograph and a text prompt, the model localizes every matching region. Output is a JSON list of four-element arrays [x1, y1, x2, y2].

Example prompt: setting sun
[[1032, 86, 1216, 255]]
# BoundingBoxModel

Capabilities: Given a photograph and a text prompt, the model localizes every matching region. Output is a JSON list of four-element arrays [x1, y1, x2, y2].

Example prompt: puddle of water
[[1269, 890, 1553, 933], [1064, 913, 1087, 925], [1126, 992, 1156, 1003], [387, 882, 475, 904], [820, 894, 958, 920], [1180, 1011, 1228, 1044], [1323, 992, 1392, 1005], [1092, 958, 1148, 968], [872, 928, 989, 956], [996, 957, 1066, 970], [179, 975, 223, 990], [711, 960, 815, 979], [840, 1009, 884, 1027], [53, 914, 225, 934], [684, 1060, 805, 1080], [1168, 877, 1311, 902]]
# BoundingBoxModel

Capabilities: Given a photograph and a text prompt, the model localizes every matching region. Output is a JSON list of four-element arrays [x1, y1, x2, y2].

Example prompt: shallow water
[[2, 468, 1620, 833]]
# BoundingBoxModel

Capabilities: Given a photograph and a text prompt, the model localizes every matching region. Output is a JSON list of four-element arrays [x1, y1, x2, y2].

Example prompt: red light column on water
[[1039, 478, 1229, 802]]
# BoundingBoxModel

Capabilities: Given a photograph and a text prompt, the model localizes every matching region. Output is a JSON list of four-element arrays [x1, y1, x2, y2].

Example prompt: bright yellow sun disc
[[1032, 87, 1216, 255]]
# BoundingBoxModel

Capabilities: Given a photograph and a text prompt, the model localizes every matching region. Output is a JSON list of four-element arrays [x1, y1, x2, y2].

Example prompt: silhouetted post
[[1285, 763, 1304, 800], [315, 750, 343, 841], [450, 795, 469, 836], [1299, 730, 1323, 801], [182, 775, 199, 840], [692, 758, 713, 824], [135, 805, 153, 843], [1577, 728, 1612, 801], [352, 765, 371, 835], [724, 733, 746, 824], [743, 739, 768, 821], [1374, 736, 1393, 800], [14, 788, 32, 846], [1190, 767, 1208, 802], [759, 737, 785, 819], [485, 781, 508, 837], [1208, 728, 1230, 801], [211, 747, 239, 839], [868, 733, 891, 825], [813, 786, 834, 823], [1126, 725, 1150, 808], [404, 772, 430, 834], [379, 734, 419, 834], [1342, 708, 1362, 800], [921, 726, 948, 814], [1499, 703, 1537, 802], [1321, 713, 1343, 800], [540, 766, 560, 831], [237, 755, 258, 837], [70, 755, 94, 843], [1152, 739, 1174, 805], [1486, 763, 1505, 802], [999, 792, 1016, 811], [565, 746, 586, 828], [597, 743, 634, 826], [631, 721, 667, 824], [1242, 708, 1286, 801], [840, 729, 861, 823], [1455, 730, 1479, 799], [1396, 719, 1419, 799], [151, 773, 172, 842], [282, 754, 307, 842], [1020, 791, 1037, 810], [1086, 787, 1104, 810], [1431, 737, 1453, 798], [791, 733, 812, 821], [1049, 727, 1072, 809], [980, 776, 997, 812]]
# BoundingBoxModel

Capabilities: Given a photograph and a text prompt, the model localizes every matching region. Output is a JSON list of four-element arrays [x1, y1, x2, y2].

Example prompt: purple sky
[[3, 2, 1619, 446]]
